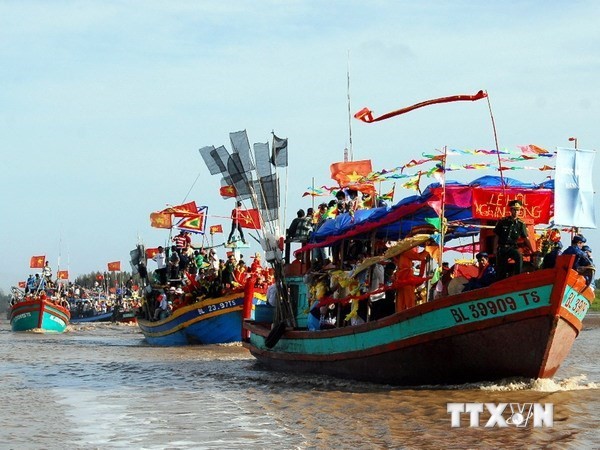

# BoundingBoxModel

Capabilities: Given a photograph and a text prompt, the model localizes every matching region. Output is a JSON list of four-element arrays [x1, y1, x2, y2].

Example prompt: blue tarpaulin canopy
[[300, 176, 554, 252]]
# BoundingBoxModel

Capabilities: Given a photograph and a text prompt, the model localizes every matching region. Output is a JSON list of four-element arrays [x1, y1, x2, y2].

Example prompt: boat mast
[[346, 50, 353, 161]]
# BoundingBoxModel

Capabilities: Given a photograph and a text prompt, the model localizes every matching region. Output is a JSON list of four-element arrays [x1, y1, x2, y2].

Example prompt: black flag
[[271, 134, 288, 167]]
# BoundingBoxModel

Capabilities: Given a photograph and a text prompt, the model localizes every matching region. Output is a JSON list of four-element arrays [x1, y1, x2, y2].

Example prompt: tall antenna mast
[[346, 50, 353, 161]]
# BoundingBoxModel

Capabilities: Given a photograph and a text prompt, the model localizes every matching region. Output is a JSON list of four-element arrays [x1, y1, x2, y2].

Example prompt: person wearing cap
[[153, 292, 169, 320], [463, 253, 496, 291], [563, 235, 593, 272], [494, 200, 533, 279]]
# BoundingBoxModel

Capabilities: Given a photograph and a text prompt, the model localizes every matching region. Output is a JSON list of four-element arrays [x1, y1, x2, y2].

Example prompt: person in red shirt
[[227, 201, 246, 244], [250, 252, 262, 273]]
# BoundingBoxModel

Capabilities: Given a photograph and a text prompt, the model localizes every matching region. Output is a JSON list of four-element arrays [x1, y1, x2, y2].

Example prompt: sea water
[[0, 316, 598, 449]]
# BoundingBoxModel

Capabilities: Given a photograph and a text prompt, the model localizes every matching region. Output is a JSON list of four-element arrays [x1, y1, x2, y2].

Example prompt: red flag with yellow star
[[330, 160, 373, 187], [219, 185, 237, 198], [30, 255, 46, 269], [107, 261, 121, 272], [209, 224, 223, 234], [145, 247, 160, 259], [57, 270, 69, 280], [237, 208, 261, 229]]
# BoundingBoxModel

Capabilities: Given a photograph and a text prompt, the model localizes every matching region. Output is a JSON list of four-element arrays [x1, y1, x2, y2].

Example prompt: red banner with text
[[472, 188, 553, 224]]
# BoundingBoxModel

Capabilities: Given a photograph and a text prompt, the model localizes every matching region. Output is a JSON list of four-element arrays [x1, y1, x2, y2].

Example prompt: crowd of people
[[143, 230, 274, 321], [12, 265, 142, 321], [284, 197, 595, 331]]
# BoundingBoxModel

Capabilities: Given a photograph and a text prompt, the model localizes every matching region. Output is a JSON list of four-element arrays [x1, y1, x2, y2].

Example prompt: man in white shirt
[[152, 246, 168, 285]]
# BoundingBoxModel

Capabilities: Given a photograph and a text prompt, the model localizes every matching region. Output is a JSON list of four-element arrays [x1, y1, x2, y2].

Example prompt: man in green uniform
[[494, 200, 533, 279]]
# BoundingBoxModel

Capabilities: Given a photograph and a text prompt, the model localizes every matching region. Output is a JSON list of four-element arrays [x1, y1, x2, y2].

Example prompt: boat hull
[[243, 257, 593, 385], [138, 291, 266, 346], [10, 299, 70, 333], [70, 311, 114, 323]]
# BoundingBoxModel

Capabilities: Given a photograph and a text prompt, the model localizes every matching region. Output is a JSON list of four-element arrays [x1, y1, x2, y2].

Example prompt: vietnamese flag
[[145, 247, 160, 259], [238, 208, 261, 229], [18, 281, 26, 288], [57, 270, 69, 280], [209, 224, 223, 234], [330, 160, 373, 187], [30, 255, 46, 269], [219, 185, 237, 198], [107, 261, 121, 272], [150, 212, 172, 229]]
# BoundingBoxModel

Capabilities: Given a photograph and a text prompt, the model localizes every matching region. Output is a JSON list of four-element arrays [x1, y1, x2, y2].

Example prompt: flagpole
[[284, 164, 289, 237], [311, 177, 315, 211], [485, 91, 505, 189], [347, 50, 353, 161], [438, 147, 448, 266]]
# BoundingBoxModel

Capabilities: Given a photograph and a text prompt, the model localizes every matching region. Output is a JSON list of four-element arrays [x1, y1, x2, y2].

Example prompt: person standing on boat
[[152, 246, 168, 285], [393, 246, 430, 312], [227, 201, 246, 244], [42, 261, 53, 287], [493, 200, 533, 279], [287, 209, 306, 241], [168, 246, 180, 280], [25, 274, 35, 294]]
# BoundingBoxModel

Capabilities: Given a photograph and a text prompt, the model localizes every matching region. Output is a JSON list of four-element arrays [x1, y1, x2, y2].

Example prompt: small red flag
[[18, 281, 26, 288], [330, 160, 373, 187], [237, 208, 261, 229], [145, 247, 160, 259], [209, 224, 223, 234], [96, 274, 104, 281], [30, 255, 46, 269], [219, 185, 237, 198], [107, 261, 121, 272], [57, 270, 69, 280]]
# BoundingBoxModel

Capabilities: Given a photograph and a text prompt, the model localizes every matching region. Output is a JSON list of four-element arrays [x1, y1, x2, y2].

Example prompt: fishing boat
[[137, 281, 266, 345], [243, 253, 593, 385], [242, 172, 596, 384], [139, 197, 271, 345], [9, 288, 70, 333], [198, 120, 595, 384], [69, 298, 114, 323]]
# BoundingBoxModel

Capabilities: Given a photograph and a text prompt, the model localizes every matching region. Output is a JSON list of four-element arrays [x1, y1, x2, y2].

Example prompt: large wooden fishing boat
[[197, 115, 595, 385], [9, 289, 70, 333], [243, 254, 592, 385]]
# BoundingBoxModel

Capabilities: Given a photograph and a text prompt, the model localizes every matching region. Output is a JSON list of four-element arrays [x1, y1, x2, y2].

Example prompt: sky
[[1, 1, 599, 292]]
